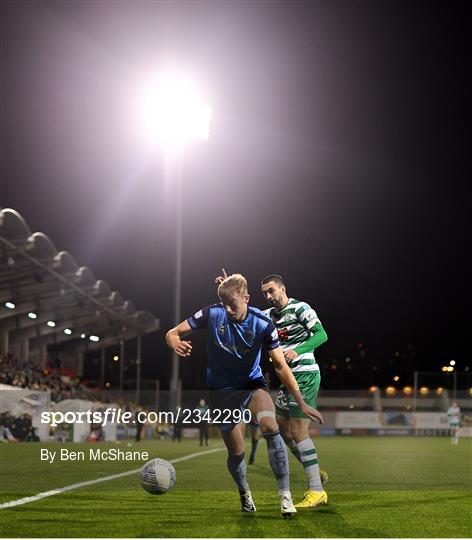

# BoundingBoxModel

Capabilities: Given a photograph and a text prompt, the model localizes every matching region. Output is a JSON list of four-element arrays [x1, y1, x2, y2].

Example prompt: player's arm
[[284, 304, 327, 361], [268, 346, 323, 424], [293, 322, 328, 356], [165, 320, 193, 357], [166, 306, 210, 357]]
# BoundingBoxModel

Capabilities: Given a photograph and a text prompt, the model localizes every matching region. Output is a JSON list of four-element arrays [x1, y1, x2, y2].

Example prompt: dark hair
[[261, 274, 285, 286]]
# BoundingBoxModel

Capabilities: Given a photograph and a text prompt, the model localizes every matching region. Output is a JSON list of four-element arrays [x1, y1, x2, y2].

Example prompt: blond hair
[[218, 273, 248, 300]]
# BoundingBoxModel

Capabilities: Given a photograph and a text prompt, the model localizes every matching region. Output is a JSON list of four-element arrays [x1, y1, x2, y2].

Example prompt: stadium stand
[[0, 207, 159, 372]]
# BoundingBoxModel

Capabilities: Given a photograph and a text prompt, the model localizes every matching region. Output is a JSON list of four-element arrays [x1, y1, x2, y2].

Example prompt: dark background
[[1, 1, 468, 389]]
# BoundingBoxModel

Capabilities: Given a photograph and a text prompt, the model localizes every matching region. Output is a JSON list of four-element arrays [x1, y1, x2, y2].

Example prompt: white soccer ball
[[140, 458, 176, 495]]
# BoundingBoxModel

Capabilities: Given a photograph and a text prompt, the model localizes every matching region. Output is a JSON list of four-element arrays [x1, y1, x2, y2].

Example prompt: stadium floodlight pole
[[119, 338, 125, 395], [170, 150, 184, 399], [100, 347, 106, 389], [136, 333, 142, 404], [413, 371, 418, 411], [139, 71, 212, 403]]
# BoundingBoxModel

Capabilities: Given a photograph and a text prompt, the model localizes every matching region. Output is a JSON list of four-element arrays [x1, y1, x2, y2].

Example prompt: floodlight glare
[[64, 328, 72, 335], [28, 312, 37, 319], [80, 333, 86, 339], [138, 71, 212, 145], [450, 360, 456, 366], [89, 335, 100, 342], [5, 302, 15, 309], [47, 320, 56, 327]]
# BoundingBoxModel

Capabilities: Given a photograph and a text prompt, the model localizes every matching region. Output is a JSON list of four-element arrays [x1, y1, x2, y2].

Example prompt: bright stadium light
[[135, 68, 213, 410], [5, 301, 15, 309], [393, 375, 400, 382], [449, 360, 456, 366], [28, 312, 37, 319], [137, 71, 212, 147], [47, 320, 56, 328], [81, 333, 86, 339], [64, 328, 72, 335], [89, 335, 100, 342]]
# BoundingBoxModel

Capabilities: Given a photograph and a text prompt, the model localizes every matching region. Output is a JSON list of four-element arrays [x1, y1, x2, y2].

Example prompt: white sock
[[296, 438, 323, 491]]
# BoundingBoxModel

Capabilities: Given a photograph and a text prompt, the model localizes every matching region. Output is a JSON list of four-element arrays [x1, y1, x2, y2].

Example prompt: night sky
[[1, 1, 468, 389]]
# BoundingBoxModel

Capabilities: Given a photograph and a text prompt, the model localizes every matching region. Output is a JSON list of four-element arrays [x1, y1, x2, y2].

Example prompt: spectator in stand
[[0, 411, 18, 442]]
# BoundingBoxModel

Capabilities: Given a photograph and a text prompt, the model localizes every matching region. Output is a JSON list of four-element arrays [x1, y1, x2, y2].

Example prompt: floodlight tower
[[140, 71, 212, 404]]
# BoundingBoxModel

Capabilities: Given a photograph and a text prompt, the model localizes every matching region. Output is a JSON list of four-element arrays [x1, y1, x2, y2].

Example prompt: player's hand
[[301, 405, 323, 424], [214, 268, 228, 285], [283, 349, 298, 363], [174, 340, 192, 357]]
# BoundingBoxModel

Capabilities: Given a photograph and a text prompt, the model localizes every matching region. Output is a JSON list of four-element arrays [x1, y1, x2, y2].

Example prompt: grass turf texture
[[0, 437, 471, 537]]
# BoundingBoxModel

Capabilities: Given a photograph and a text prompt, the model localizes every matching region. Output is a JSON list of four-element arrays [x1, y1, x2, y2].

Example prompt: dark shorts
[[209, 377, 268, 432]]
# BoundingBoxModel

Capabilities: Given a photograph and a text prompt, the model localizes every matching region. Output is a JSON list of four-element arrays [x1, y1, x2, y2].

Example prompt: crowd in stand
[[0, 352, 106, 442], [0, 352, 101, 402], [0, 411, 38, 442]]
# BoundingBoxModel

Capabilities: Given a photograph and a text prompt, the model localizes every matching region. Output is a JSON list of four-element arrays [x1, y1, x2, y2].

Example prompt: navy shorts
[[209, 377, 268, 432]]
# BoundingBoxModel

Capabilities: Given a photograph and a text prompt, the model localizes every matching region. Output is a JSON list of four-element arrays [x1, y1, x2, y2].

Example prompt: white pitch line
[[0, 446, 224, 510]]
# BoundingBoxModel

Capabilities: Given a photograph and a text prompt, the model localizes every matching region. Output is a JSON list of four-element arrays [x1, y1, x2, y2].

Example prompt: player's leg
[[452, 425, 459, 444], [248, 423, 260, 465], [220, 424, 255, 512], [288, 372, 327, 508], [276, 389, 303, 462], [248, 388, 296, 517], [290, 417, 324, 487]]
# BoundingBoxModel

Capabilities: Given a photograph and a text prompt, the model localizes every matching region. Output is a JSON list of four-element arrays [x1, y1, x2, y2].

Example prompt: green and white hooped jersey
[[263, 298, 320, 374], [447, 406, 461, 424]]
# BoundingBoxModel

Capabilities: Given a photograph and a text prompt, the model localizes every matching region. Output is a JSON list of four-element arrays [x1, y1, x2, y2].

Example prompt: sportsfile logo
[[40, 407, 252, 427]]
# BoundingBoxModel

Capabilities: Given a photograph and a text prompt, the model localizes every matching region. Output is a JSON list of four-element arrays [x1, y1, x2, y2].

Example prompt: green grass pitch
[[1, 437, 471, 537]]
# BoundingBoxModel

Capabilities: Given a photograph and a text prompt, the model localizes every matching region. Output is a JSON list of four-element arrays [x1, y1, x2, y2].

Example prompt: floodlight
[[138, 71, 212, 146]]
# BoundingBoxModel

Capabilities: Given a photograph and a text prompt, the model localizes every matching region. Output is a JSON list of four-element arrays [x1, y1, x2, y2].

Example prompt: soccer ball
[[140, 458, 176, 495]]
